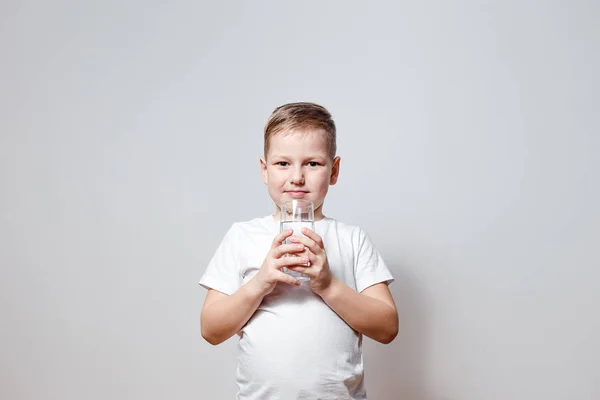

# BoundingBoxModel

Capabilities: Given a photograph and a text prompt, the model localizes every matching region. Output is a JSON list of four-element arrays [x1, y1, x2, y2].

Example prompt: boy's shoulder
[[322, 217, 369, 241], [235, 215, 275, 227], [323, 217, 358, 230], [225, 215, 277, 235]]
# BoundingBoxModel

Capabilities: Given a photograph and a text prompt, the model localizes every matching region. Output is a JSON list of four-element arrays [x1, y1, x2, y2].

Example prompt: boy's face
[[260, 129, 340, 220]]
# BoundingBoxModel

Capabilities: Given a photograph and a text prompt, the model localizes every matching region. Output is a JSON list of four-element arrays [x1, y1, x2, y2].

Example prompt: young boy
[[199, 102, 398, 399]]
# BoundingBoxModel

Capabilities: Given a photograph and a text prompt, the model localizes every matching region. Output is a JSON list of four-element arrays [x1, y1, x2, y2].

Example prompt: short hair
[[264, 102, 336, 159]]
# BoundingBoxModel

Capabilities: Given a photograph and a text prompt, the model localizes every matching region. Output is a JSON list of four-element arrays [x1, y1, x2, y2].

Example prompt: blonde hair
[[264, 102, 336, 159]]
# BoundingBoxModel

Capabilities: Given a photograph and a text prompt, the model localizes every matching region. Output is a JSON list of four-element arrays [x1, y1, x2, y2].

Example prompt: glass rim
[[279, 199, 314, 208], [279, 199, 314, 222]]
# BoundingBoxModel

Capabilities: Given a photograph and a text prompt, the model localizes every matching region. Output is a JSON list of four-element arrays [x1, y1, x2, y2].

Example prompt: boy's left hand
[[287, 227, 334, 296]]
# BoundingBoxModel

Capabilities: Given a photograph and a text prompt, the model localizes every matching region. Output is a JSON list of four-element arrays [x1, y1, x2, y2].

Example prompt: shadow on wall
[[364, 262, 444, 400]]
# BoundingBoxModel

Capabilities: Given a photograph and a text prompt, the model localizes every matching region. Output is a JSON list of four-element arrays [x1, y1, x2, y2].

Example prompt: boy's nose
[[289, 167, 305, 185]]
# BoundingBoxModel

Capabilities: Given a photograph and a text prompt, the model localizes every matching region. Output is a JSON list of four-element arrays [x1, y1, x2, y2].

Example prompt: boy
[[199, 102, 398, 399]]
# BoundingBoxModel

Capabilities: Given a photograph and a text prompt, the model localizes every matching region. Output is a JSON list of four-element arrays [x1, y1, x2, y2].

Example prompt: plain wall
[[1, 1, 598, 399]]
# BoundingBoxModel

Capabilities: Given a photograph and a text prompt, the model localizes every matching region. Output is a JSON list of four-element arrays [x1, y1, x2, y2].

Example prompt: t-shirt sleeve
[[198, 223, 242, 295], [354, 227, 394, 293]]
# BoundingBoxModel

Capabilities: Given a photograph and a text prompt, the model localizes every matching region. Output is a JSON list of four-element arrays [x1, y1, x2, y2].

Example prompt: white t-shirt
[[199, 215, 394, 400]]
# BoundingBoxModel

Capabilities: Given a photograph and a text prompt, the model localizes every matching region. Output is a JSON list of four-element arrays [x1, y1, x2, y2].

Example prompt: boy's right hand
[[249, 229, 307, 297]]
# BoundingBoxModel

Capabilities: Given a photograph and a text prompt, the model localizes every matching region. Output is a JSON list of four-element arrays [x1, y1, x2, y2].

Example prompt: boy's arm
[[318, 280, 398, 344], [201, 285, 265, 345], [200, 229, 307, 345], [288, 228, 398, 344]]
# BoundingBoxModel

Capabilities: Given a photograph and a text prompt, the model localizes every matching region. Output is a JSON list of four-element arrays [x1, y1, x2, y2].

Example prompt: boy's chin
[[279, 194, 321, 204]]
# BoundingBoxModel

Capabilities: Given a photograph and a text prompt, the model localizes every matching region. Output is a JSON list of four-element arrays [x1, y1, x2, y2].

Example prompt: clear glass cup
[[279, 199, 314, 281]]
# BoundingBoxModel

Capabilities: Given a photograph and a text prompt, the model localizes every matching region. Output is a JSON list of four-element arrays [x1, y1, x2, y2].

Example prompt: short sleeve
[[354, 228, 394, 293], [198, 223, 242, 295]]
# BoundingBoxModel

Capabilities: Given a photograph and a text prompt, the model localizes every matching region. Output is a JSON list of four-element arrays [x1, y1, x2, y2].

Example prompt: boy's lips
[[285, 191, 309, 198]]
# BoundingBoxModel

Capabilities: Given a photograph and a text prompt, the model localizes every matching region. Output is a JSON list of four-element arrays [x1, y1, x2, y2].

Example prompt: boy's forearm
[[201, 282, 265, 345], [319, 278, 398, 344]]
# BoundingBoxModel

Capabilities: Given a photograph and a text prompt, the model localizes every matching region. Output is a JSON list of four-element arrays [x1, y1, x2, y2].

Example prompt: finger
[[275, 270, 301, 286], [272, 229, 294, 249], [287, 264, 309, 271], [289, 249, 318, 269], [274, 243, 307, 258], [305, 250, 317, 266], [301, 227, 324, 247], [299, 250, 317, 268], [285, 251, 313, 268], [286, 265, 314, 278], [288, 235, 320, 255], [277, 255, 310, 269]]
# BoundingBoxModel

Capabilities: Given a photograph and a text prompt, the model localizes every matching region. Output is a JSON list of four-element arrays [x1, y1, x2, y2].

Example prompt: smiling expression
[[260, 129, 340, 220]]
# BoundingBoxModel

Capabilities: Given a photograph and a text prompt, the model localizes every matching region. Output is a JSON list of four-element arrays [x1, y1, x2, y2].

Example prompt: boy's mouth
[[285, 190, 308, 198]]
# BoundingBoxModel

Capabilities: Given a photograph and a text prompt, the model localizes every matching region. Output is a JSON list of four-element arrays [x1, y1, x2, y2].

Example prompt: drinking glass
[[279, 199, 314, 281]]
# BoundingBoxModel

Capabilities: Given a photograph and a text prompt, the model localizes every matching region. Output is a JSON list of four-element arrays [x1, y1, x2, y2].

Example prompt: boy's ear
[[330, 156, 341, 185], [260, 157, 268, 185]]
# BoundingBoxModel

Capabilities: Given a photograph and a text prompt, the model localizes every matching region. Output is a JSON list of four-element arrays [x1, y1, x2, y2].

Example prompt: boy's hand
[[286, 228, 334, 296], [249, 229, 307, 297]]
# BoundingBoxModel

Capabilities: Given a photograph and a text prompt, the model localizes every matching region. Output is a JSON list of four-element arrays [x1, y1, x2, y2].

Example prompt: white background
[[1, 1, 598, 399]]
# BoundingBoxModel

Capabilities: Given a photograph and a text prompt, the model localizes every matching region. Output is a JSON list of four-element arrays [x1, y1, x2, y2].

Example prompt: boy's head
[[263, 102, 337, 159], [260, 102, 341, 220]]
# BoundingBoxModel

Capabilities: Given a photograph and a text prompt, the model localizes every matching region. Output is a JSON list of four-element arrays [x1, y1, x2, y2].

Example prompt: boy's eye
[[276, 161, 289, 167], [308, 161, 320, 167]]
